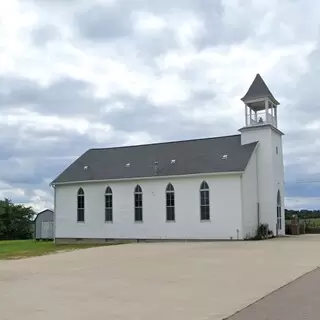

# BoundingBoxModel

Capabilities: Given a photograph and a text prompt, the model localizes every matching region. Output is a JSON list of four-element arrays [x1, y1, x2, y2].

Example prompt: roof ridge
[[89, 134, 241, 151]]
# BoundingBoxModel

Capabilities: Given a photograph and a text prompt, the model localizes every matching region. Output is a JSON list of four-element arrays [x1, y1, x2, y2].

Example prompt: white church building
[[51, 74, 285, 243]]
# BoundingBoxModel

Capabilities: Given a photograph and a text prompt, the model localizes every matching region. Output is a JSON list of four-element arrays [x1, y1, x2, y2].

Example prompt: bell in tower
[[241, 74, 279, 128]]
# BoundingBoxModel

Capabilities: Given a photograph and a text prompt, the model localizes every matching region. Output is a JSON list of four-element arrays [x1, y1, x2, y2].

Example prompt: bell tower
[[239, 74, 285, 236], [242, 73, 279, 128]]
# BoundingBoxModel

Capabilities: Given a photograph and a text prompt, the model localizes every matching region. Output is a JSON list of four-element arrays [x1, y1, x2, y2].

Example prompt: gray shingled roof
[[241, 74, 279, 105], [52, 134, 258, 184]]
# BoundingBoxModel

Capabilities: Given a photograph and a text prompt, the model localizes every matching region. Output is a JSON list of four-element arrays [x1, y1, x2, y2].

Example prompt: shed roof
[[34, 209, 54, 222], [52, 134, 258, 184]]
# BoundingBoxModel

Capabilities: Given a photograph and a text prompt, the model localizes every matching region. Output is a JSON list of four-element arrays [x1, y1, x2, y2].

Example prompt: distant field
[[0, 240, 124, 260], [286, 218, 320, 227], [303, 218, 320, 227]]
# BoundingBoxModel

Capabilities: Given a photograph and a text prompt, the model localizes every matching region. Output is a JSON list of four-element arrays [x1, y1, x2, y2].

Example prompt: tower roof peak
[[241, 74, 279, 105]]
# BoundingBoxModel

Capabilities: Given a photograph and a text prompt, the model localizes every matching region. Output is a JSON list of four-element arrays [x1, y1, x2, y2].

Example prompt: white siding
[[241, 125, 284, 235], [55, 174, 243, 240], [271, 130, 285, 235], [241, 148, 258, 238]]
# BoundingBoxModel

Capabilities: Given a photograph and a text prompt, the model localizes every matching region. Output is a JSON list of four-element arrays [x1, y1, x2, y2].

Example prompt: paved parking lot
[[227, 267, 320, 320], [1, 235, 320, 320]]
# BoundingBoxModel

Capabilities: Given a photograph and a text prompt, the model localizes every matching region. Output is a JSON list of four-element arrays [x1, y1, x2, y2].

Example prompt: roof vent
[[170, 159, 176, 164], [153, 160, 159, 175], [84, 165, 89, 170], [126, 163, 131, 167], [222, 154, 228, 160]]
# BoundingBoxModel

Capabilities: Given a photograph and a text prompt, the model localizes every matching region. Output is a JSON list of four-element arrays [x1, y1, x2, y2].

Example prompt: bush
[[248, 223, 271, 240]]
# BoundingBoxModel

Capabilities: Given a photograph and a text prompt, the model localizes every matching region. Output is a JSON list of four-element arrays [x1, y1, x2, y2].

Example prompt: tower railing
[[246, 111, 276, 127]]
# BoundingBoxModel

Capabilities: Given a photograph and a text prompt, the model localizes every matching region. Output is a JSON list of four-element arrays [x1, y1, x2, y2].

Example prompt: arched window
[[166, 183, 175, 221], [105, 186, 113, 222], [200, 181, 210, 221], [134, 185, 143, 222], [277, 190, 282, 230], [77, 188, 85, 222]]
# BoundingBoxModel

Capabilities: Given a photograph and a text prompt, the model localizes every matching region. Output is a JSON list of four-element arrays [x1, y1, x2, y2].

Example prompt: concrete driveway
[[1, 235, 320, 320]]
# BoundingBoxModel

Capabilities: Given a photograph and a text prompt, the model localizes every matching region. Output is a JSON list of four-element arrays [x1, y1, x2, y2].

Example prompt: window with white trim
[[77, 188, 85, 222], [134, 185, 143, 222], [105, 186, 113, 222], [166, 183, 175, 221], [277, 190, 282, 229], [200, 181, 210, 221]]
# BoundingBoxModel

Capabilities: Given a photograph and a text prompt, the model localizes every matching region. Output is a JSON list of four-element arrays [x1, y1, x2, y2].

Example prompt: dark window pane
[[200, 191, 209, 206], [200, 181, 209, 190], [134, 194, 141, 206], [166, 188, 175, 221], [277, 206, 281, 218], [78, 195, 84, 209], [135, 198, 142, 208], [166, 206, 175, 221], [201, 205, 210, 220], [106, 186, 112, 194], [204, 191, 209, 205], [105, 195, 112, 208], [166, 193, 174, 207], [77, 192, 85, 222], [134, 186, 143, 221], [105, 208, 113, 222], [166, 183, 174, 192], [135, 185, 142, 193], [77, 208, 84, 222], [200, 191, 205, 204], [135, 207, 143, 221]]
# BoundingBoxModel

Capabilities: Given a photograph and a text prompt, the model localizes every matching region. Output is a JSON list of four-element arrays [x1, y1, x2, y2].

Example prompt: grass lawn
[[0, 240, 125, 260]]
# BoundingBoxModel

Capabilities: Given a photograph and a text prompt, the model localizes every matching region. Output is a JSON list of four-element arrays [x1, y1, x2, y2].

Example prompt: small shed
[[35, 209, 54, 240]]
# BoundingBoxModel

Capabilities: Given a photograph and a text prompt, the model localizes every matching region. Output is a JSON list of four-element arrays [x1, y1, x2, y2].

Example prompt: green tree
[[0, 198, 34, 240], [285, 209, 320, 220]]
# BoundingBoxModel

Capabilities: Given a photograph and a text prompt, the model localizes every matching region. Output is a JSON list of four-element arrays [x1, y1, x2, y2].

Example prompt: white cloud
[[285, 197, 320, 210], [132, 12, 167, 32]]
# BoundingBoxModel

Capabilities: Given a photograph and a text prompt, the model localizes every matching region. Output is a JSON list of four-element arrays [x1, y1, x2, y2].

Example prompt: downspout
[[50, 183, 57, 244], [240, 173, 244, 240], [255, 148, 260, 227]]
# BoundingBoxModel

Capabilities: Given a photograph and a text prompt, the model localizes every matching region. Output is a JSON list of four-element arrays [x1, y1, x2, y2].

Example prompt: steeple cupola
[[241, 74, 279, 128]]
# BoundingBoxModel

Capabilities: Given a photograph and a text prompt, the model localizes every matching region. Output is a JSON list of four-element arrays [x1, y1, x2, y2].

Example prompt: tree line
[[0, 199, 34, 240], [285, 209, 320, 220]]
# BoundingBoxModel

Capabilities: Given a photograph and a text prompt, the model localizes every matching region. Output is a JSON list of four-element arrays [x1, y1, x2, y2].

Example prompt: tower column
[[265, 99, 268, 122], [245, 104, 248, 126]]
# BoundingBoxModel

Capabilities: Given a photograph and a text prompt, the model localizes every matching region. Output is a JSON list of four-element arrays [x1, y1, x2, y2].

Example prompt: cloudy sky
[[0, 0, 319, 211]]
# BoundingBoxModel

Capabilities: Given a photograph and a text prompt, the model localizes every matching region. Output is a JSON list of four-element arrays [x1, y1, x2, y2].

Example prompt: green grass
[[306, 218, 320, 227], [0, 240, 124, 260], [286, 218, 320, 227]]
